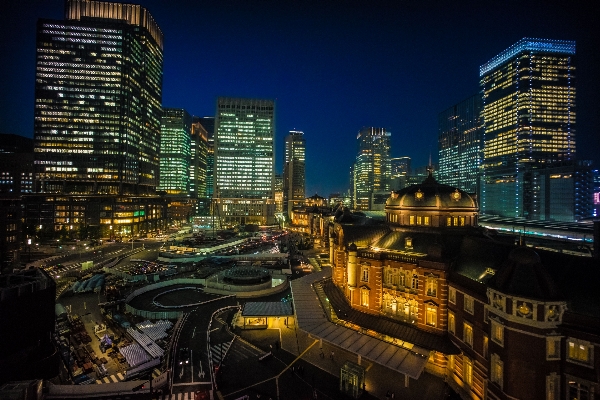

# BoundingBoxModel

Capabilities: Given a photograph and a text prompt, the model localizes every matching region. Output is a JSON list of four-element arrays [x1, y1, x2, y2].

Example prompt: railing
[[125, 304, 183, 320]]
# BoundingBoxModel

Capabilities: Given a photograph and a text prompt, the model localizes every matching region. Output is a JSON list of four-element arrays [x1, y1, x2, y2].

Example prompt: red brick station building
[[326, 173, 599, 400]]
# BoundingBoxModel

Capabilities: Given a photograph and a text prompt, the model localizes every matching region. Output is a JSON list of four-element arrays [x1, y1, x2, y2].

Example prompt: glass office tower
[[283, 130, 306, 218], [159, 109, 191, 195], [480, 38, 576, 218], [438, 94, 483, 195], [33, 0, 163, 195], [214, 98, 275, 225], [353, 127, 391, 210]]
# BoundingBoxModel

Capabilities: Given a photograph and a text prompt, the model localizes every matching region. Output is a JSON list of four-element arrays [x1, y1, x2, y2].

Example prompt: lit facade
[[23, 194, 167, 239], [480, 38, 576, 218], [33, 0, 163, 195], [190, 118, 208, 199], [328, 175, 599, 400], [214, 98, 275, 225], [274, 173, 283, 214], [195, 117, 215, 199], [283, 130, 306, 218], [159, 108, 191, 195], [353, 127, 391, 210], [390, 157, 411, 191], [438, 95, 483, 195]]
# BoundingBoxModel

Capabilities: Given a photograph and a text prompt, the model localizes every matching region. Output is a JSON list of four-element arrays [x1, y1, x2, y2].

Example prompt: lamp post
[[109, 225, 113, 241]]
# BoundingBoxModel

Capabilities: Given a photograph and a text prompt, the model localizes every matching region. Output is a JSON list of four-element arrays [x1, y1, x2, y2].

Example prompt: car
[[179, 347, 190, 365]]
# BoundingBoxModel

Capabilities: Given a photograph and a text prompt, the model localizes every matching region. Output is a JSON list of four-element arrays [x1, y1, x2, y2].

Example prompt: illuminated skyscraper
[[283, 130, 306, 218], [159, 108, 191, 195], [33, 0, 163, 195], [480, 38, 576, 218], [214, 98, 275, 225], [190, 117, 209, 199], [390, 156, 411, 190], [195, 117, 215, 199], [353, 127, 391, 210], [438, 94, 483, 195]]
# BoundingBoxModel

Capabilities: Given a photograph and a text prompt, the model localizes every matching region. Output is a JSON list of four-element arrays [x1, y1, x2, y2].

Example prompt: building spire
[[427, 151, 434, 178]]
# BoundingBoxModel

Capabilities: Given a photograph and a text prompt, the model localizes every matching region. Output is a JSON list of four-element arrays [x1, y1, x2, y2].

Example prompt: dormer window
[[405, 237, 413, 249]]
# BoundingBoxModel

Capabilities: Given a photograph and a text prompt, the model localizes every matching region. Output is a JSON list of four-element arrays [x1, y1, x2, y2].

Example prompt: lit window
[[449, 287, 456, 304], [424, 216, 430, 225], [405, 237, 413, 249], [426, 276, 437, 297], [426, 305, 437, 327], [463, 357, 473, 386], [463, 323, 473, 347], [446, 216, 452, 226], [361, 266, 369, 282], [491, 320, 504, 346], [547, 337, 561, 360], [361, 288, 369, 307], [567, 338, 593, 366], [409, 215, 415, 225], [416, 216, 422, 225], [464, 295, 474, 314], [448, 312, 455, 334], [411, 274, 419, 290], [491, 353, 503, 389]]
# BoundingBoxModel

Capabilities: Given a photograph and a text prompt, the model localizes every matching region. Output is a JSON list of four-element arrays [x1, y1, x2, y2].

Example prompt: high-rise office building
[[214, 98, 275, 225], [190, 118, 208, 199], [283, 130, 306, 218], [480, 38, 576, 218], [33, 0, 163, 195], [353, 127, 391, 210], [274, 173, 284, 214], [159, 109, 191, 195], [195, 117, 215, 199], [390, 156, 411, 191], [438, 95, 483, 196]]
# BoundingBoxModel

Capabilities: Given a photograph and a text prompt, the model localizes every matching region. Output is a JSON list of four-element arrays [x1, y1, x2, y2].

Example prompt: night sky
[[1, 0, 598, 196]]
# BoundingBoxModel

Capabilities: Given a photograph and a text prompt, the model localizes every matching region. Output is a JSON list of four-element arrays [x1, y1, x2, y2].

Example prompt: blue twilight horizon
[[0, 0, 598, 196]]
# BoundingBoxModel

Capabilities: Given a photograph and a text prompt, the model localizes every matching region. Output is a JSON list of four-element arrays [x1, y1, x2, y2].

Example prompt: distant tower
[[438, 94, 483, 195], [195, 117, 215, 199], [274, 173, 284, 214], [214, 98, 275, 225], [283, 130, 306, 218], [33, 0, 163, 195], [190, 117, 209, 199], [353, 127, 391, 210], [159, 109, 191, 195], [480, 38, 576, 218], [390, 157, 411, 191]]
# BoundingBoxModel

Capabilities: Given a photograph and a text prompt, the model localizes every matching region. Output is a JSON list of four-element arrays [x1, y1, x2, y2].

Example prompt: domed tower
[[485, 247, 567, 400], [385, 171, 478, 228]]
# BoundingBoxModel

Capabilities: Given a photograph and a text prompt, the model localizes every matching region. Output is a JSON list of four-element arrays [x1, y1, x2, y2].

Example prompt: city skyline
[[1, 0, 599, 196]]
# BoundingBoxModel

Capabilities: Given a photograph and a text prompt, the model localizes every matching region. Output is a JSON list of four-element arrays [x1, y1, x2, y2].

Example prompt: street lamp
[[109, 225, 113, 241]]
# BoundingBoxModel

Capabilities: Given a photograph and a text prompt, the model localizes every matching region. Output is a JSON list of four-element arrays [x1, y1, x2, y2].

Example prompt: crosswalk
[[95, 372, 125, 384], [157, 392, 199, 400], [209, 341, 231, 365]]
